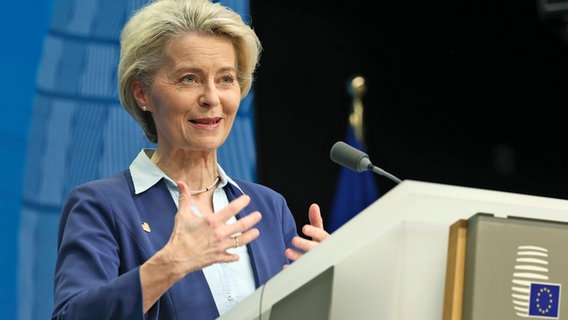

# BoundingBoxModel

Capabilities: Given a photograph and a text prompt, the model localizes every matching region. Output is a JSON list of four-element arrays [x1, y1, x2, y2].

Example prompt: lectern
[[218, 180, 568, 320]]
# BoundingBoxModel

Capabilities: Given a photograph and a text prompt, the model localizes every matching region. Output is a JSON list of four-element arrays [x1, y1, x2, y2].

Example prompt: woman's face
[[140, 33, 241, 153]]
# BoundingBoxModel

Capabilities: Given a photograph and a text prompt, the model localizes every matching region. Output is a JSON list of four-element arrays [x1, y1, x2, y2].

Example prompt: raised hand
[[165, 181, 262, 271], [284, 203, 330, 268], [140, 181, 262, 312]]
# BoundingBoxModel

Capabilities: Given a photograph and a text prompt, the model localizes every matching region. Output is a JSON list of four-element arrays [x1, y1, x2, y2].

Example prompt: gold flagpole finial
[[348, 75, 366, 144]]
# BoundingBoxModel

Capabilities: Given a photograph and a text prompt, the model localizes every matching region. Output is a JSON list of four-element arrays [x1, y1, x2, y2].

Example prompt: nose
[[198, 81, 220, 108]]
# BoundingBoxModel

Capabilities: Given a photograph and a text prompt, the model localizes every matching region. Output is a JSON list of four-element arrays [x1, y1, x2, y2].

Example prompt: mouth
[[189, 117, 222, 125]]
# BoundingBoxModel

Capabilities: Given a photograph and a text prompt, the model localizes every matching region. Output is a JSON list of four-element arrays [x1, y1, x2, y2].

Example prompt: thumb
[[177, 181, 195, 216]]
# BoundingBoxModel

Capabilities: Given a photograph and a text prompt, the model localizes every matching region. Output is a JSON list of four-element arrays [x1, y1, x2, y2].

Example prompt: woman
[[51, 0, 329, 319]]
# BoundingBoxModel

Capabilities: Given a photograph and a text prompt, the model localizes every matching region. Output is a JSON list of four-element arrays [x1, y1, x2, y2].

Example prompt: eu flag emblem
[[528, 282, 561, 318]]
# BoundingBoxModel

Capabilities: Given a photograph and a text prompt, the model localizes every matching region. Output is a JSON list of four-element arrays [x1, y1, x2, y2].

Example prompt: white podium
[[218, 180, 568, 320]]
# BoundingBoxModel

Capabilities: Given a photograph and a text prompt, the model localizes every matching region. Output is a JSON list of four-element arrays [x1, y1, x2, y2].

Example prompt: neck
[[149, 148, 220, 192], [189, 175, 220, 195]]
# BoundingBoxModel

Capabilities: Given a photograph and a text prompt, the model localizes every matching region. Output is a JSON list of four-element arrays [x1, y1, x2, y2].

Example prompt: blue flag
[[528, 282, 561, 318], [327, 126, 380, 233]]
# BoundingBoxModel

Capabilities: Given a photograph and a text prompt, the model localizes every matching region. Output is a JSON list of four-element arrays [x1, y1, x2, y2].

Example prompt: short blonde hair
[[118, 0, 261, 143]]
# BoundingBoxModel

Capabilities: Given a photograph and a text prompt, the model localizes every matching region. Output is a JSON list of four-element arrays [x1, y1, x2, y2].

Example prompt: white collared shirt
[[129, 149, 256, 315]]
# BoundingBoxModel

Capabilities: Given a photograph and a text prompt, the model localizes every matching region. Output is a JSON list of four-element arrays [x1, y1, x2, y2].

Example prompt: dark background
[[250, 0, 568, 231]]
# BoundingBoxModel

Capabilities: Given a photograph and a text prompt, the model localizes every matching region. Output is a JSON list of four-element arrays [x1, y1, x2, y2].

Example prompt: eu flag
[[327, 126, 380, 233], [528, 282, 561, 318]]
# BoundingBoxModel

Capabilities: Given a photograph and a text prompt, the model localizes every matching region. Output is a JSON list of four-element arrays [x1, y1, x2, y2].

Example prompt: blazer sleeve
[[52, 181, 145, 320]]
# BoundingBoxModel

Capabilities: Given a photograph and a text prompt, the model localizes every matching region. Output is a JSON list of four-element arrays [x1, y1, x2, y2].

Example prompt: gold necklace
[[189, 176, 220, 195]]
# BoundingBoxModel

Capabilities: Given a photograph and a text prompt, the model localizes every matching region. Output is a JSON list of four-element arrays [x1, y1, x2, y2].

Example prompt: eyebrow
[[176, 66, 236, 74]]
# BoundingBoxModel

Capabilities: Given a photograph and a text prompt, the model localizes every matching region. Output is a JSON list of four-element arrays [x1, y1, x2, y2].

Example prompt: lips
[[189, 117, 221, 125]]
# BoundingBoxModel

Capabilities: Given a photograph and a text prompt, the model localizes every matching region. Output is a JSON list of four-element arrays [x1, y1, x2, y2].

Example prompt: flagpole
[[348, 75, 366, 145]]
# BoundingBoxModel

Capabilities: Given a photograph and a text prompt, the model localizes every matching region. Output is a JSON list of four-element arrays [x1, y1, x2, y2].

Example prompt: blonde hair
[[118, 0, 261, 143]]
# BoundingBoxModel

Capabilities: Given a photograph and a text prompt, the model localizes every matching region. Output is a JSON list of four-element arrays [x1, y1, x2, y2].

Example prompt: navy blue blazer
[[52, 170, 299, 320]]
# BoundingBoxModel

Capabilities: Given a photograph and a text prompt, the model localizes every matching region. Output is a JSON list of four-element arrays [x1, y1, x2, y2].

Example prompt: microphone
[[330, 141, 402, 184]]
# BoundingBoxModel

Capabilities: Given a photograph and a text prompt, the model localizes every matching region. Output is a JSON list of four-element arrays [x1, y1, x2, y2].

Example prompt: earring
[[141, 106, 147, 112]]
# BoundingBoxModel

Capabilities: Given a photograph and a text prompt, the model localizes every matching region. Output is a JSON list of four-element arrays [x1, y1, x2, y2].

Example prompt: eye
[[220, 74, 235, 84], [182, 75, 196, 83]]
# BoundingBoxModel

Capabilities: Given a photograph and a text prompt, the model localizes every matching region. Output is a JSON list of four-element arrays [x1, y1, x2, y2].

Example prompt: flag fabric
[[528, 282, 561, 318], [327, 126, 380, 233]]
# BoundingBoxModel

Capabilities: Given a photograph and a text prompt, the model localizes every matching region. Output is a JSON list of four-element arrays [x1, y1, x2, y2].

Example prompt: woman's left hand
[[284, 203, 330, 267]]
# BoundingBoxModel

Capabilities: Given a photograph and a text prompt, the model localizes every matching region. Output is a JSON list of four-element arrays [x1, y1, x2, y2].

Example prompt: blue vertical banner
[[17, 1, 254, 320], [327, 76, 380, 233], [216, 0, 257, 182]]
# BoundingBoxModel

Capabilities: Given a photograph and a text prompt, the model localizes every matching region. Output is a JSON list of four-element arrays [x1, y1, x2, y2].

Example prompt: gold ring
[[232, 235, 239, 248]]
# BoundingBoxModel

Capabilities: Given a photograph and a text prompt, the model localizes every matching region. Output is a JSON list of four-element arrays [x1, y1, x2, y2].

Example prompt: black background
[[250, 0, 568, 232]]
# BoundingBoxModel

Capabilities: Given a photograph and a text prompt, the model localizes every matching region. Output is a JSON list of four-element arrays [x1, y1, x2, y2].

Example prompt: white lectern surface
[[218, 180, 568, 320]]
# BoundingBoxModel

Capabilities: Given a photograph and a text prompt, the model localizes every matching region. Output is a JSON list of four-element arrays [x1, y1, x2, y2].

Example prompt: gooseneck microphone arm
[[330, 141, 402, 184], [369, 165, 402, 184]]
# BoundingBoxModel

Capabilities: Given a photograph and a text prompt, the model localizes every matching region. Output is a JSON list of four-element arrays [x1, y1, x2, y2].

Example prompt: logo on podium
[[512, 245, 562, 319]]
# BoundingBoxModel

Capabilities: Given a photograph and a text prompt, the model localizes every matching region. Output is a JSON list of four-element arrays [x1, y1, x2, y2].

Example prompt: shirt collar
[[129, 148, 242, 195]]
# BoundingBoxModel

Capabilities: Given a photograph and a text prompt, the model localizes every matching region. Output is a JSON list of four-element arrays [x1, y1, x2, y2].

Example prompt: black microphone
[[330, 141, 402, 184]]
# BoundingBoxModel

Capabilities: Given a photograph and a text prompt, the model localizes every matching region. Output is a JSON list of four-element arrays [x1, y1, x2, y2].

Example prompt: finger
[[291, 236, 318, 252], [217, 195, 251, 222], [301, 224, 330, 243], [239, 227, 260, 245], [177, 181, 196, 217], [227, 211, 262, 237], [228, 228, 260, 249], [308, 203, 324, 229], [285, 248, 304, 262]]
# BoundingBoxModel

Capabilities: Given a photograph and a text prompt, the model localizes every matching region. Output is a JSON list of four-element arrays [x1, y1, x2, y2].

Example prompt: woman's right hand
[[140, 181, 261, 312], [166, 181, 262, 273]]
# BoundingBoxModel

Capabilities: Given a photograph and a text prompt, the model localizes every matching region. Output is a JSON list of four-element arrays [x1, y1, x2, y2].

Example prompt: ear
[[132, 80, 150, 111]]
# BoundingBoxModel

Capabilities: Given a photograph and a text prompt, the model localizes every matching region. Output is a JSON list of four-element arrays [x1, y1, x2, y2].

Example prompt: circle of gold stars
[[535, 288, 554, 314]]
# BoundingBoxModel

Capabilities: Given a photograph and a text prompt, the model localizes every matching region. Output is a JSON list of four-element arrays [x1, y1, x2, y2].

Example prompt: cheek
[[223, 92, 242, 117], [224, 108, 239, 129], [152, 94, 189, 118]]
